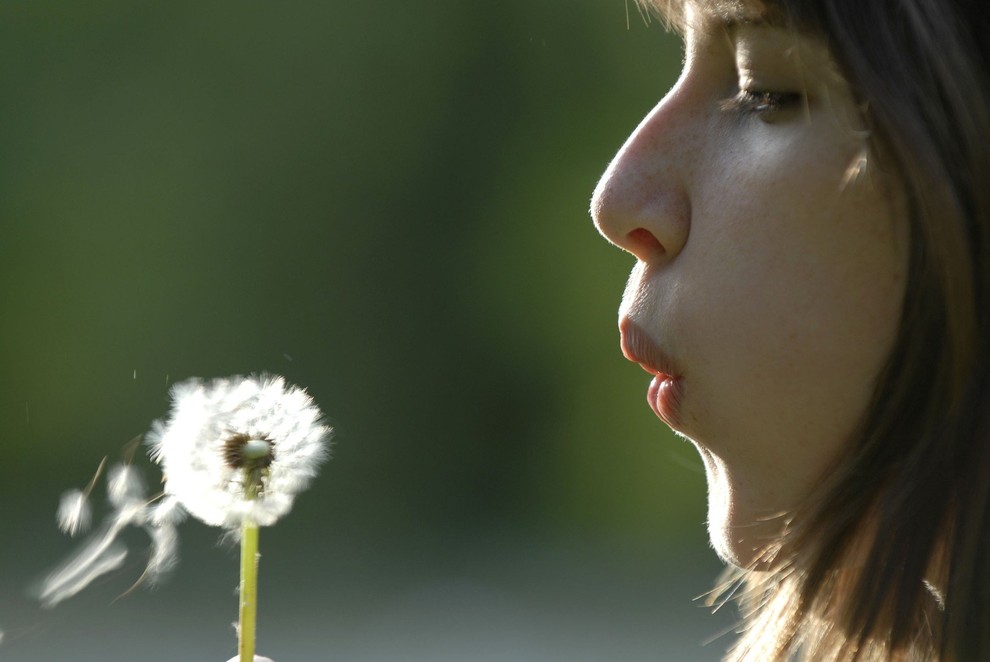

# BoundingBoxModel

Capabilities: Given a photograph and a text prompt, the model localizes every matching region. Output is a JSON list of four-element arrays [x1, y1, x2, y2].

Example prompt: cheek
[[680, 134, 907, 453]]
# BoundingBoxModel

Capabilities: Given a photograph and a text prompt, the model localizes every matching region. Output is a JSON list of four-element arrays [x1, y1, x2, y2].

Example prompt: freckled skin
[[592, 15, 908, 565]]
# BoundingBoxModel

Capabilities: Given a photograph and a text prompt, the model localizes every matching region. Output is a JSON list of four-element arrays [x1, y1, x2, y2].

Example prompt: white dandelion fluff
[[56, 490, 92, 537], [146, 374, 331, 529], [144, 523, 179, 585], [107, 463, 145, 510], [55, 457, 107, 537], [150, 495, 187, 527], [38, 521, 130, 608]]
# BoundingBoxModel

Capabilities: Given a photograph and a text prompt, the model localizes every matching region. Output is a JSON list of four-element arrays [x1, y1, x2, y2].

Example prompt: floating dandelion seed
[[107, 463, 145, 510], [150, 495, 187, 527], [146, 374, 331, 529], [37, 458, 174, 608], [145, 523, 179, 585], [37, 524, 129, 607], [55, 457, 107, 537], [56, 490, 92, 538]]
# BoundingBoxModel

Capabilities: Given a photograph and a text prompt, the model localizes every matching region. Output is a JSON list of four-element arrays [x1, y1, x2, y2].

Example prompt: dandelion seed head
[[223, 433, 275, 471], [57, 490, 92, 537], [146, 374, 331, 529]]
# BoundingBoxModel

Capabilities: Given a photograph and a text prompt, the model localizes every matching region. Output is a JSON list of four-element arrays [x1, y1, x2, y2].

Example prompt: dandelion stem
[[239, 519, 260, 662]]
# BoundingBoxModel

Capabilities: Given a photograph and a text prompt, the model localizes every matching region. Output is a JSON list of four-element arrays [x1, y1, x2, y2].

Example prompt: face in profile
[[591, 4, 909, 566]]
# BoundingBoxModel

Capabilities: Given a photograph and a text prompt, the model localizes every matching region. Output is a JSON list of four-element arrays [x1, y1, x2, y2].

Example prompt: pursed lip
[[619, 317, 678, 379], [619, 316, 684, 428]]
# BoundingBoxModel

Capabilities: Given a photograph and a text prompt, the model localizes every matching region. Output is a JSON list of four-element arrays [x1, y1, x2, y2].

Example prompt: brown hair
[[637, 1, 990, 659]]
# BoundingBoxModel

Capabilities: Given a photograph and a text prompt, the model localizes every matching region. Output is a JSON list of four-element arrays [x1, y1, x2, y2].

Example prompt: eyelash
[[723, 89, 802, 116]]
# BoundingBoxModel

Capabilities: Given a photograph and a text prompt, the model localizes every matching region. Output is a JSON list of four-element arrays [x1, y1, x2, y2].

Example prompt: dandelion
[[146, 374, 331, 661], [145, 375, 330, 530], [37, 374, 330, 662]]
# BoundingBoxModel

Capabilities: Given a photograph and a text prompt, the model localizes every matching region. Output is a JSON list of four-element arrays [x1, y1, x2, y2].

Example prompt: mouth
[[619, 317, 677, 377], [619, 317, 684, 428]]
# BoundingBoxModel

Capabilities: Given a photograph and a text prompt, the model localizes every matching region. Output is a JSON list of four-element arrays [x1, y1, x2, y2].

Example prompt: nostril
[[627, 228, 665, 258]]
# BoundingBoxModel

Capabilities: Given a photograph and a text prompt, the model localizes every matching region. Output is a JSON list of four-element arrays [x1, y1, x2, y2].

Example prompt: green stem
[[239, 519, 259, 662]]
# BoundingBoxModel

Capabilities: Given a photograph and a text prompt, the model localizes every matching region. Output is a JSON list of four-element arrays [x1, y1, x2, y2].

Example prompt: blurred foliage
[[0, 0, 707, 565]]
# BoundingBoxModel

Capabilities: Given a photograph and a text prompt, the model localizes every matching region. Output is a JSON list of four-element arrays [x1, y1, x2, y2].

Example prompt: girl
[[591, 0, 990, 659]]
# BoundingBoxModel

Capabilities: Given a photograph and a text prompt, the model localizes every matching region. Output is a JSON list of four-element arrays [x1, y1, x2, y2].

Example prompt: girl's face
[[591, 4, 909, 566]]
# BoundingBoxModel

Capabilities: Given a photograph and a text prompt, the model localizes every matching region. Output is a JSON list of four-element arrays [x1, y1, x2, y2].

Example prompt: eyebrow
[[710, 2, 788, 29], [662, 0, 787, 33], [634, 0, 789, 40]]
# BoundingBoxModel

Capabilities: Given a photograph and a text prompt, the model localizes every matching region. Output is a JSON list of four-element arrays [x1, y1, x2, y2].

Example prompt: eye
[[722, 89, 803, 120]]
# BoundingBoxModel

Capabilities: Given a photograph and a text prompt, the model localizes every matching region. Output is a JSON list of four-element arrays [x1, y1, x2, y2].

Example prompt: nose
[[590, 88, 693, 265]]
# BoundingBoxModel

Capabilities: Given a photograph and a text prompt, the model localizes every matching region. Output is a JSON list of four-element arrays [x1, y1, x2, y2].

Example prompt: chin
[[699, 450, 784, 570], [707, 519, 757, 568], [706, 507, 749, 568]]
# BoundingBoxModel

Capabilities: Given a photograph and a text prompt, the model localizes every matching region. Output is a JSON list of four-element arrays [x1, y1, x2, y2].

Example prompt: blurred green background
[[0, 1, 734, 660]]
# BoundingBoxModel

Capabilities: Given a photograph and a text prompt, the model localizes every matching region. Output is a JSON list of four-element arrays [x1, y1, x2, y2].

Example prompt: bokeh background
[[0, 1, 736, 660]]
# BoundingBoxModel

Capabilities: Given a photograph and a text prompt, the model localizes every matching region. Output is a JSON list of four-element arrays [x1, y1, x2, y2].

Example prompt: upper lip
[[619, 317, 678, 377]]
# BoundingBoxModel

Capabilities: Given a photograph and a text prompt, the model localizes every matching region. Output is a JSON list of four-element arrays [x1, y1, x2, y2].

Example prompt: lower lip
[[647, 374, 683, 428]]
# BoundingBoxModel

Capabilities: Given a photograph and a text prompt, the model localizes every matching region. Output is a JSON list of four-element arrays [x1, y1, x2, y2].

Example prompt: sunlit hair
[[637, 0, 990, 659]]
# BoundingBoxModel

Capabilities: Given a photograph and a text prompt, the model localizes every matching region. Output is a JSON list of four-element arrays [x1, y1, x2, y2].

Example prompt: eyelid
[[729, 64, 806, 119], [721, 89, 803, 117]]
